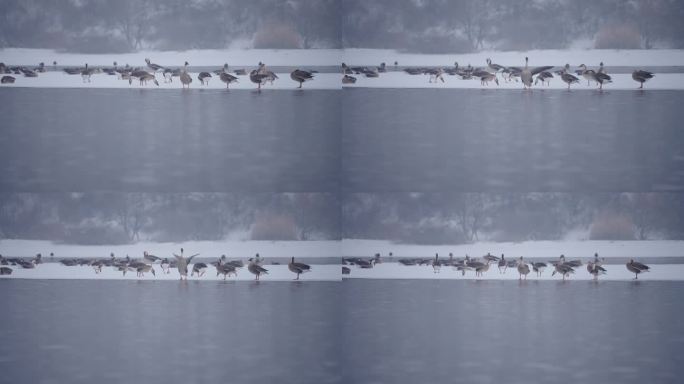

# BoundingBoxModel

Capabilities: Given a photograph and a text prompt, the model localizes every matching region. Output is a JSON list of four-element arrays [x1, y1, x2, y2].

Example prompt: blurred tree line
[[1, 192, 682, 244], [0, 0, 341, 52], [0, 193, 340, 244], [1, 1, 682, 53], [342, 193, 684, 244], [342, 0, 684, 52]]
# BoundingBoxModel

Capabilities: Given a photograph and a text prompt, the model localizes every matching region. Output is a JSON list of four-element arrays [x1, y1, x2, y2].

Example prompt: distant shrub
[[595, 23, 642, 49], [589, 211, 635, 240], [402, 35, 473, 54], [252, 23, 302, 49], [251, 214, 298, 241], [60, 35, 132, 53], [60, 226, 130, 245], [397, 225, 467, 245]]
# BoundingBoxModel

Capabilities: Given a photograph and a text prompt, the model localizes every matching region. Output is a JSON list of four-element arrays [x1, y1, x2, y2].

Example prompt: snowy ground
[[2, 238, 683, 281], [2, 69, 680, 90], [3, 48, 683, 68], [3, 239, 682, 260], [0, 239, 339, 259], [1, 48, 341, 67], [343, 48, 684, 67], [342, 239, 684, 259], [3, 48, 684, 90]]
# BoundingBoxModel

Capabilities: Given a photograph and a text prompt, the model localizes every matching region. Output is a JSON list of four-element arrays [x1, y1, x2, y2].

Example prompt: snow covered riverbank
[[3, 48, 684, 67], [3, 48, 684, 90], [1, 262, 339, 281], [2, 70, 682, 90], [0, 239, 339, 259]]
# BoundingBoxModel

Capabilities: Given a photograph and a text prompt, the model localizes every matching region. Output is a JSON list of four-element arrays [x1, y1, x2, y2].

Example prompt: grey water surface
[[0, 280, 340, 384], [0, 88, 340, 192], [341, 279, 684, 384], [342, 89, 684, 192]]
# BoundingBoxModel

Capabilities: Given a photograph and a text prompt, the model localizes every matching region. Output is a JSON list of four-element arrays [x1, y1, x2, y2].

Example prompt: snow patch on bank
[[1, 48, 341, 67], [341, 239, 684, 259], [343, 48, 684, 67], [0, 239, 340, 259]]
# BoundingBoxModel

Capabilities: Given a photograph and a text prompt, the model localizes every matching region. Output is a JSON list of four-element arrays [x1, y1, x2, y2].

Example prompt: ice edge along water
[[2, 48, 684, 90], [2, 239, 684, 281]]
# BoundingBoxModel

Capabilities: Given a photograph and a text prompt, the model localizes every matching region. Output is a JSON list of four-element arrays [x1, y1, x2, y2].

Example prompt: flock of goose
[[343, 252, 652, 280], [0, 250, 312, 281], [0, 59, 317, 90], [342, 57, 656, 89], [1, 56, 657, 90], [0, 250, 655, 280]]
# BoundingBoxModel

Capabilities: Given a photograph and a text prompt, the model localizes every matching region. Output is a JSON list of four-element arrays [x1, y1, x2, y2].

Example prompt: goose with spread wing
[[521, 57, 553, 89]]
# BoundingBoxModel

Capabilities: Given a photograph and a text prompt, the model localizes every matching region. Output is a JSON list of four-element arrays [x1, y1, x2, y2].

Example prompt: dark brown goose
[[290, 69, 315, 88], [632, 70, 654, 89], [626, 259, 650, 279], [288, 257, 311, 280]]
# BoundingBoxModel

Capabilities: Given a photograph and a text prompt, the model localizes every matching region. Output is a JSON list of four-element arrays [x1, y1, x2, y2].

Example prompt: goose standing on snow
[[595, 62, 612, 90], [198, 72, 212, 85], [534, 71, 553, 86], [136, 264, 156, 277], [220, 71, 238, 88], [551, 255, 575, 280], [145, 58, 164, 73], [626, 259, 650, 279], [432, 254, 441, 273], [180, 62, 192, 89], [250, 70, 269, 90], [160, 258, 171, 274], [587, 260, 606, 280], [248, 256, 269, 280], [498, 254, 507, 273], [560, 64, 580, 90], [288, 257, 311, 280], [191, 262, 208, 277], [173, 248, 199, 280], [257, 62, 278, 85], [521, 57, 553, 89], [578, 64, 597, 86], [290, 69, 315, 88], [531, 261, 547, 277], [632, 70, 654, 89], [342, 75, 357, 84], [480, 72, 499, 86], [486, 58, 505, 74], [81, 63, 94, 83], [517, 257, 530, 280], [215, 256, 238, 280]]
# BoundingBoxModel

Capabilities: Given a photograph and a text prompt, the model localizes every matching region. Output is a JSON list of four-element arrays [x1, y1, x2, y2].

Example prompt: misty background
[[2, 192, 683, 245], [0, 193, 341, 244], [1, 0, 683, 53], [343, 193, 684, 244]]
